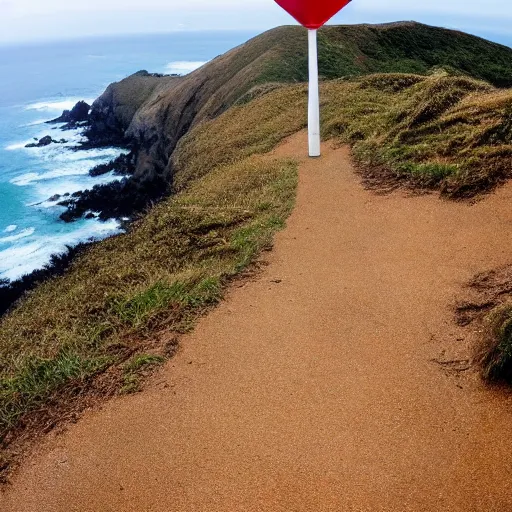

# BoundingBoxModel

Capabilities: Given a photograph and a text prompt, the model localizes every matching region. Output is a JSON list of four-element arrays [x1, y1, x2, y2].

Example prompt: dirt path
[[3, 132, 512, 511]]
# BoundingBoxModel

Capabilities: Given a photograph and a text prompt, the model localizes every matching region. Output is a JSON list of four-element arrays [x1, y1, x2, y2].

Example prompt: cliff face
[[80, 22, 512, 217], [86, 71, 181, 148]]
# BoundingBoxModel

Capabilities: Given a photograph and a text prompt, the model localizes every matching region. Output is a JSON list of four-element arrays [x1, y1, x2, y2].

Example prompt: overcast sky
[[0, 0, 510, 46]]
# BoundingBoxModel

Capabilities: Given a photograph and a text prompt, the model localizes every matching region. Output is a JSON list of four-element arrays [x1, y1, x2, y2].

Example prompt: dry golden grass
[[172, 85, 308, 190], [320, 73, 512, 195]]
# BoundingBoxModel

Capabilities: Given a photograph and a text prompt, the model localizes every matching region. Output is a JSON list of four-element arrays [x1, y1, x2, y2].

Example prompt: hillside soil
[[2, 132, 512, 511]]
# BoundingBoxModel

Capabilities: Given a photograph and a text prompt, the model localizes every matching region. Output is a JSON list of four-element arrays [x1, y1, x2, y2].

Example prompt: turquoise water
[[0, 31, 256, 281]]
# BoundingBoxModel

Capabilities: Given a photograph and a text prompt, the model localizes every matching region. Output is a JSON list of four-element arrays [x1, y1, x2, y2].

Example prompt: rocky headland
[[51, 24, 512, 225], [47, 100, 91, 129], [2, 22, 512, 317]]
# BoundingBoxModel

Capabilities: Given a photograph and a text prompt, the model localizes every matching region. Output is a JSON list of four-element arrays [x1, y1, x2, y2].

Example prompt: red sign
[[274, 0, 352, 29]]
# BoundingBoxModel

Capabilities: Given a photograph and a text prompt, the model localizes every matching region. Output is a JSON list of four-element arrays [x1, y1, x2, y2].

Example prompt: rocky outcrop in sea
[[47, 100, 91, 129]]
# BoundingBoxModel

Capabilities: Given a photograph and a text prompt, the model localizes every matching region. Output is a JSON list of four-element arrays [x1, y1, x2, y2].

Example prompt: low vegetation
[[322, 73, 512, 196], [121, 354, 166, 394], [455, 267, 512, 385], [258, 23, 512, 87], [475, 304, 512, 384], [91, 22, 512, 202], [179, 71, 512, 197]]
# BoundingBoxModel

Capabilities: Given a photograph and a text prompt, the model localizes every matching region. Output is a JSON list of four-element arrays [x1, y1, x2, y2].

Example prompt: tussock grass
[[475, 304, 512, 384], [317, 74, 512, 194]]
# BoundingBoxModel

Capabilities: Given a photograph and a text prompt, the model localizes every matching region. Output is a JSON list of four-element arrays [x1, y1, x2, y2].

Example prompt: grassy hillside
[[1, 23, 512, 473], [73, 21, 512, 227], [174, 72, 512, 197], [0, 89, 301, 475], [323, 73, 512, 196], [259, 23, 512, 86]]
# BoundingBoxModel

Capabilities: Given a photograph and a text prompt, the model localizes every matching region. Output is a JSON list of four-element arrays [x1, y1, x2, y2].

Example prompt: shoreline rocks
[[57, 172, 168, 223], [88, 151, 137, 177], [47, 100, 91, 129], [25, 135, 67, 148], [48, 76, 177, 224]]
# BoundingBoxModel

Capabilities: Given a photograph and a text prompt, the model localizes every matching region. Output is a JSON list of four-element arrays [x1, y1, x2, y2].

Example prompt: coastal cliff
[[61, 22, 512, 221], [3, 21, 512, 315], [1, 22, 512, 476]]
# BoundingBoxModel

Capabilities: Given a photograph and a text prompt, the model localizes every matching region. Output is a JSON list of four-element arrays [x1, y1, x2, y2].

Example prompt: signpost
[[274, 0, 353, 157]]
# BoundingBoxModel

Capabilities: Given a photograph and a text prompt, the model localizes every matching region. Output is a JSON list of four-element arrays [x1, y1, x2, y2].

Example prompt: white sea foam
[[11, 149, 123, 184], [6, 123, 127, 161], [164, 61, 207, 75], [13, 158, 126, 194], [34, 173, 124, 202], [5, 127, 83, 151], [11, 173, 41, 186], [9, 144, 127, 207], [5, 140, 34, 150], [23, 119, 49, 127], [51, 147, 125, 163], [1, 98, 127, 281], [0, 219, 121, 282], [0, 227, 36, 244], [13, 166, 93, 186], [25, 98, 95, 112], [10, 135, 125, 174]]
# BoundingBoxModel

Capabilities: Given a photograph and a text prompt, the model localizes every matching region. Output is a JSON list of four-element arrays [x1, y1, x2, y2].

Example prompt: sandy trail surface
[[3, 132, 512, 511]]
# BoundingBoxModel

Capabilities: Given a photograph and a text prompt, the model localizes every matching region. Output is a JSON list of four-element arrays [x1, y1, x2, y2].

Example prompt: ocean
[[0, 30, 257, 282]]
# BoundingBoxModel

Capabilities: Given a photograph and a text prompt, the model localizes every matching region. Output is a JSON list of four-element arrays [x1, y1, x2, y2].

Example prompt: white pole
[[308, 28, 320, 157]]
